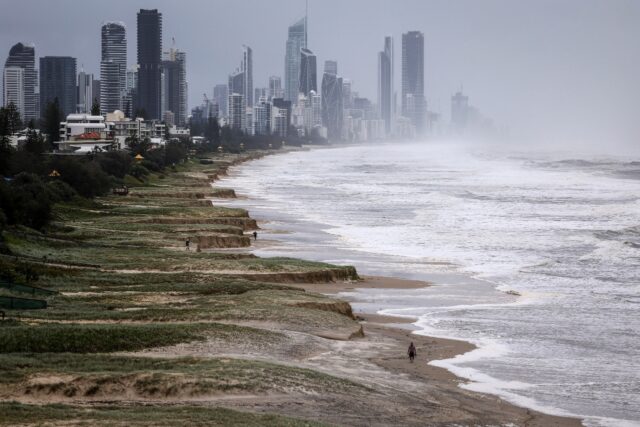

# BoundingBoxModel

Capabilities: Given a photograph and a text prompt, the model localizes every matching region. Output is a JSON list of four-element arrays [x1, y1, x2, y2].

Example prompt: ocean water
[[218, 141, 640, 426]]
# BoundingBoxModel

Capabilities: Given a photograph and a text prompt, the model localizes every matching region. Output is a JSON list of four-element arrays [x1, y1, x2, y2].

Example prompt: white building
[[3, 66, 25, 118], [58, 113, 115, 152], [228, 93, 245, 131], [106, 110, 166, 149], [253, 97, 271, 135], [270, 105, 288, 137]]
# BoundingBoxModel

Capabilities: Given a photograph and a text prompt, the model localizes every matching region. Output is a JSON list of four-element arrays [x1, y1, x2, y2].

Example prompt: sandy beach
[[277, 276, 584, 426], [0, 151, 587, 426]]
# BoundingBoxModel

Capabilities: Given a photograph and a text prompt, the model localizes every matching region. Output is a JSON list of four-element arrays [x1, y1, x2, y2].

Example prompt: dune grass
[[0, 402, 329, 426], [0, 322, 282, 353]]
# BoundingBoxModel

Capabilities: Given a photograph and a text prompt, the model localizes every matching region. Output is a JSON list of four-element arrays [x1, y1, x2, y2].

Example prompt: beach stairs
[[0, 278, 56, 317]]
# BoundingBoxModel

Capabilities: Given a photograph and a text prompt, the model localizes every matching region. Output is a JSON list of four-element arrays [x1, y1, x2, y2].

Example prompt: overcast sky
[[1, 0, 639, 148]]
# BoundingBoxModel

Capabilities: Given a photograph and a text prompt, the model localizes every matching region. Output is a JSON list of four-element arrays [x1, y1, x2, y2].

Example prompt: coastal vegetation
[[0, 136, 364, 425]]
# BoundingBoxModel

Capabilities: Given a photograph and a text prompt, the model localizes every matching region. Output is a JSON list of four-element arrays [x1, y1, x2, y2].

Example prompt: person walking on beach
[[185, 237, 191, 251], [253, 231, 258, 241], [408, 342, 417, 362]]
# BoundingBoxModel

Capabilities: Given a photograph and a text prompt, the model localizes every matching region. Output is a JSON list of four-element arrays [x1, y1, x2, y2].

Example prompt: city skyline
[[0, 0, 639, 146]]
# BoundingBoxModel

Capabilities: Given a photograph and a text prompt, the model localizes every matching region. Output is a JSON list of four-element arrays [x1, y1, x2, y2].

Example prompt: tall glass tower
[[284, 17, 307, 102], [137, 9, 162, 120], [4, 43, 37, 122], [299, 48, 317, 97], [401, 31, 425, 134], [321, 60, 343, 141], [100, 22, 127, 115], [39, 56, 77, 118], [378, 36, 394, 135]]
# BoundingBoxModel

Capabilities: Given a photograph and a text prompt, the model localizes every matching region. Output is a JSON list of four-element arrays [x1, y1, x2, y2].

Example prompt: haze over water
[[219, 141, 640, 427]]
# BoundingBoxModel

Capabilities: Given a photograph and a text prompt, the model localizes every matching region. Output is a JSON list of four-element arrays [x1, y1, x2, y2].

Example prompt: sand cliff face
[[195, 234, 251, 249], [235, 267, 359, 284], [139, 217, 258, 231]]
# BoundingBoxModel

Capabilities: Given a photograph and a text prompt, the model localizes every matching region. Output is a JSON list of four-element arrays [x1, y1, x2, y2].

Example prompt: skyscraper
[[324, 60, 337, 76], [77, 70, 94, 114], [254, 87, 267, 103], [451, 90, 469, 132], [3, 67, 25, 118], [162, 48, 187, 126], [228, 92, 245, 131], [401, 31, 425, 134], [100, 22, 126, 114], [299, 48, 317, 97], [124, 65, 138, 117], [284, 16, 307, 102], [228, 46, 252, 110], [4, 42, 37, 122], [378, 36, 394, 135], [242, 46, 253, 107], [213, 84, 228, 117], [321, 61, 343, 141], [268, 76, 283, 100], [39, 56, 77, 117], [137, 9, 162, 120]]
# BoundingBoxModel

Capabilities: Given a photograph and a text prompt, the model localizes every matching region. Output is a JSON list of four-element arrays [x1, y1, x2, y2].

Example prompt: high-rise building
[[137, 9, 162, 120], [378, 36, 394, 135], [4, 42, 37, 122], [227, 46, 252, 110], [321, 61, 343, 141], [272, 97, 291, 129], [299, 48, 317, 97], [228, 70, 244, 99], [242, 46, 253, 107], [100, 22, 126, 115], [253, 98, 271, 135], [254, 87, 267, 103], [213, 84, 227, 117], [268, 76, 283, 100], [342, 79, 353, 110], [451, 90, 469, 131], [77, 70, 94, 114], [284, 16, 307, 102], [228, 92, 245, 131], [161, 48, 187, 126], [39, 56, 77, 117], [270, 105, 288, 137], [324, 60, 337, 76], [401, 31, 425, 134], [92, 79, 101, 110], [3, 66, 25, 118], [124, 65, 138, 117]]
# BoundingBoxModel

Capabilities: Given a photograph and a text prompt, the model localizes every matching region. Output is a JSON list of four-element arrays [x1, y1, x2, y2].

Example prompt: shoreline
[[221, 151, 585, 426], [0, 148, 587, 426]]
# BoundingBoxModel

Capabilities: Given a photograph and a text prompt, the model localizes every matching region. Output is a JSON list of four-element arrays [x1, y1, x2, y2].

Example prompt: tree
[[0, 173, 53, 230], [134, 108, 147, 120], [3, 102, 22, 134], [23, 129, 48, 155], [204, 115, 221, 145], [165, 140, 187, 165], [42, 98, 62, 145], [0, 137, 13, 176], [126, 134, 152, 156], [91, 98, 100, 116]]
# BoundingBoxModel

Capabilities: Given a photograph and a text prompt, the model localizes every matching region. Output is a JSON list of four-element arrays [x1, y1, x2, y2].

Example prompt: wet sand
[[290, 275, 584, 426]]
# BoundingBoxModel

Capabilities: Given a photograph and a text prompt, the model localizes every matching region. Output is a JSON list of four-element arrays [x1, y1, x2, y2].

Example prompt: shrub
[[0, 173, 52, 230], [97, 151, 132, 179], [46, 180, 77, 203], [129, 163, 149, 180], [50, 157, 112, 198]]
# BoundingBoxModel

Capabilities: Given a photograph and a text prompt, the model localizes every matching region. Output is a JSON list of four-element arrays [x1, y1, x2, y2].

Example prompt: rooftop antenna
[[305, 0, 308, 48]]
